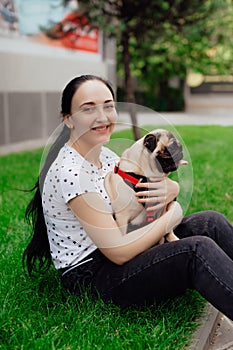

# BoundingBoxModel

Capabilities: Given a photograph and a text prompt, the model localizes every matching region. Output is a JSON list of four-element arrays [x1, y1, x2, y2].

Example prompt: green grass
[[1, 125, 233, 350]]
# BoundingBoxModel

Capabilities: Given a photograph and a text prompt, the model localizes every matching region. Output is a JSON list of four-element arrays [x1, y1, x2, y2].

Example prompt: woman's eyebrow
[[79, 99, 114, 108], [79, 101, 95, 108]]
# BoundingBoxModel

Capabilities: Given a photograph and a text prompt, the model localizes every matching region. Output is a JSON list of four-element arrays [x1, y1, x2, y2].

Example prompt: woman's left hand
[[135, 177, 180, 212]]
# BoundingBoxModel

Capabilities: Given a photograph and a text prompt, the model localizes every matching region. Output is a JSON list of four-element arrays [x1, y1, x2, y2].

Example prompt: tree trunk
[[121, 31, 141, 140], [158, 80, 169, 112]]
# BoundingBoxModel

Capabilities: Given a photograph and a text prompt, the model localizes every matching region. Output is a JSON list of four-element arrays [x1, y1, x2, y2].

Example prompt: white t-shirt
[[42, 144, 119, 269]]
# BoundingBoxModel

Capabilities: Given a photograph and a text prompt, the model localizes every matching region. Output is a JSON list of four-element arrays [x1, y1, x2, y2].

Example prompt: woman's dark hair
[[23, 75, 115, 276]]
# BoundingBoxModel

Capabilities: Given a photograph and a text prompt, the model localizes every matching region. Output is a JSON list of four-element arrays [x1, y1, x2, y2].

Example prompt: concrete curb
[[189, 303, 221, 350], [217, 341, 233, 350]]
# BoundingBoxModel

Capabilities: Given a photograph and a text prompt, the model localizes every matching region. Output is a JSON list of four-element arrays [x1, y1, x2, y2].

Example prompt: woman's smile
[[91, 124, 112, 133]]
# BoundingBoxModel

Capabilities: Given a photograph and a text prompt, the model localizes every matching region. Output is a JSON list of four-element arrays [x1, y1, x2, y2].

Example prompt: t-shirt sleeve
[[60, 166, 96, 203]]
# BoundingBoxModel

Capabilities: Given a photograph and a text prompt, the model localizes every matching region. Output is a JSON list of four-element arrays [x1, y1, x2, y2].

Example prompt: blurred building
[[185, 72, 233, 111], [0, 0, 116, 152]]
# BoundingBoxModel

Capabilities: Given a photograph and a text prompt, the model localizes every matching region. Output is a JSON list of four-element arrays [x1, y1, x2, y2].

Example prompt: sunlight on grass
[[0, 126, 233, 349]]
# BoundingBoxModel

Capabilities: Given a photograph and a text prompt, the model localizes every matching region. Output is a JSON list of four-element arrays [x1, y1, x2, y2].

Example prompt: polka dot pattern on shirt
[[42, 144, 119, 269]]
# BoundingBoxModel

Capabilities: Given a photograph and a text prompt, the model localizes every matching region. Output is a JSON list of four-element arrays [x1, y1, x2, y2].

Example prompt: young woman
[[23, 74, 233, 320]]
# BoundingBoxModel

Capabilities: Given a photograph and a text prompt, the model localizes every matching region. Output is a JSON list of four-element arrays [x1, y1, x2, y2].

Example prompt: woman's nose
[[96, 105, 109, 120]]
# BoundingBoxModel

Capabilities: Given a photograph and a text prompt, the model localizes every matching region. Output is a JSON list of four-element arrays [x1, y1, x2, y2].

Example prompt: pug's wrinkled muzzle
[[156, 141, 184, 173]]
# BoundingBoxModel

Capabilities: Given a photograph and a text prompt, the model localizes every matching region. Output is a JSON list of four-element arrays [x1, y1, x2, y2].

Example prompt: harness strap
[[146, 206, 154, 223], [114, 165, 139, 185]]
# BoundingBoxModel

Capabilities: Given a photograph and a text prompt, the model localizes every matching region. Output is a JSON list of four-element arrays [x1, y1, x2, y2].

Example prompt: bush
[[117, 86, 185, 111]]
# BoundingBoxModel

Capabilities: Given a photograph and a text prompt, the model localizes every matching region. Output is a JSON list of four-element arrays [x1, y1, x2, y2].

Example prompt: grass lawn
[[0, 125, 232, 350]]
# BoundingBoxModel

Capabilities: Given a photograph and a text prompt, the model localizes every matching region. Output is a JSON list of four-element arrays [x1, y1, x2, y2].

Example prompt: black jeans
[[61, 210, 233, 320]]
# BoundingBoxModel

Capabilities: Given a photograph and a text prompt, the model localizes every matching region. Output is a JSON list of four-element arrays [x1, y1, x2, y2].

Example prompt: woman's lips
[[91, 125, 110, 131]]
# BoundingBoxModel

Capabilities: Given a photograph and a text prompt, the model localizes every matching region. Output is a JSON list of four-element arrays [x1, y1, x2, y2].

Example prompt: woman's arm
[[68, 192, 182, 265]]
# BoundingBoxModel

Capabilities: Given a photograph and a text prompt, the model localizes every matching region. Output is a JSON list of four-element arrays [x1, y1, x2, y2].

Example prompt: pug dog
[[104, 129, 188, 242]]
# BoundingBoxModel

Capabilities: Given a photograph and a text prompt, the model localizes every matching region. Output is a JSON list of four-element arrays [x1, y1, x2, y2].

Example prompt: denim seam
[[106, 248, 193, 294], [195, 252, 233, 295], [105, 245, 233, 297]]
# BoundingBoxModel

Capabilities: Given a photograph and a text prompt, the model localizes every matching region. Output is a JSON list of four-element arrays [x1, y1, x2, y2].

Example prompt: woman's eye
[[82, 106, 96, 113], [80, 104, 115, 114], [104, 104, 115, 110]]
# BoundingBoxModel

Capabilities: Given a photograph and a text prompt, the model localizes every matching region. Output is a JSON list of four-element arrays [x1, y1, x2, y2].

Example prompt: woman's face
[[65, 79, 117, 148]]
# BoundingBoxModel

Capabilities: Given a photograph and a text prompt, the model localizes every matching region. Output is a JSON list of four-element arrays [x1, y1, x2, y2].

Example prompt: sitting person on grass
[[23, 74, 233, 321]]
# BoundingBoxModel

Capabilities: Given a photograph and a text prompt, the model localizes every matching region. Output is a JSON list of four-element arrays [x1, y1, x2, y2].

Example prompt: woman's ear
[[62, 114, 74, 129]]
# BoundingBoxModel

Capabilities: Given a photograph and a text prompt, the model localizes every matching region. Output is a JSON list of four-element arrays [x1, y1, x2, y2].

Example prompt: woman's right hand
[[135, 177, 180, 212]]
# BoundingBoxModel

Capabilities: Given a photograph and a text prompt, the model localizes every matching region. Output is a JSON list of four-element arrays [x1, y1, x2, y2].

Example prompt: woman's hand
[[135, 177, 180, 212]]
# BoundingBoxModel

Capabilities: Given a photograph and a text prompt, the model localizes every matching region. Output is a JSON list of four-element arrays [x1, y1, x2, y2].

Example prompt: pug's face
[[143, 129, 184, 174]]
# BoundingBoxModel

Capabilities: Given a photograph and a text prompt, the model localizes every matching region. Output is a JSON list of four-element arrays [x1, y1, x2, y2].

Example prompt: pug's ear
[[143, 134, 158, 152], [62, 114, 74, 129]]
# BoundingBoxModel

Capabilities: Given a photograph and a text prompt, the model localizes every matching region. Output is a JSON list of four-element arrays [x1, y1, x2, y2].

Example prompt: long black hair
[[23, 75, 115, 276]]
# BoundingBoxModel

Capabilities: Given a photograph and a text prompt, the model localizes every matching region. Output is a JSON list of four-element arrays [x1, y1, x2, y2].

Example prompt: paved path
[[208, 315, 233, 350], [0, 108, 232, 155], [115, 108, 233, 129]]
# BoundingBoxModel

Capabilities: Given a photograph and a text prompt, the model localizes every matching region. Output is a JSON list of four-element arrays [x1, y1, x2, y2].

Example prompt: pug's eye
[[144, 134, 157, 152]]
